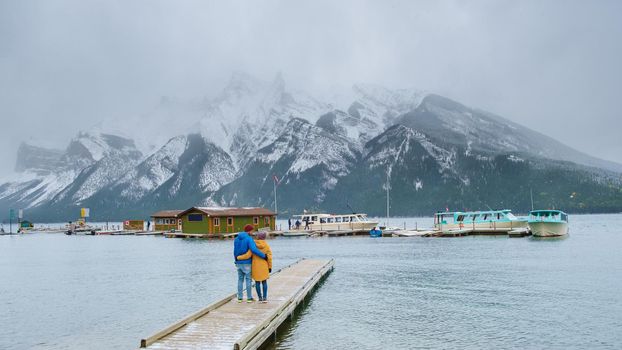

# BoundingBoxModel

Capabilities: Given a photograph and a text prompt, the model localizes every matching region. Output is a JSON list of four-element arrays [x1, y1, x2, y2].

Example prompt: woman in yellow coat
[[237, 230, 272, 303]]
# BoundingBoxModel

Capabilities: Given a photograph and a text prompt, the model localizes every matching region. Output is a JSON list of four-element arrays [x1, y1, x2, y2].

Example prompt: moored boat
[[528, 210, 569, 237], [65, 219, 100, 235], [434, 209, 528, 233], [291, 213, 378, 231], [369, 227, 382, 237]]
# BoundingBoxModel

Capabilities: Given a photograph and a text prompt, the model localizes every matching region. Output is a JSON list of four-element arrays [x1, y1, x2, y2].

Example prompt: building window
[[227, 217, 233, 226], [188, 214, 203, 222], [214, 217, 220, 226], [264, 217, 270, 225], [156, 219, 163, 224], [253, 217, 259, 225]]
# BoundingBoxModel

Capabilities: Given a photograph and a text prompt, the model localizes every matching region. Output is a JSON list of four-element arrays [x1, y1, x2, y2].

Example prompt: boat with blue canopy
[[434, 209, 528, 233], [528, 210, 569, 237]]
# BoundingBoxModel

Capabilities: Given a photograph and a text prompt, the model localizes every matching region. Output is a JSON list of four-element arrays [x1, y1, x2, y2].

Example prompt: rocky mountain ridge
[[1, 73, 621, 221]]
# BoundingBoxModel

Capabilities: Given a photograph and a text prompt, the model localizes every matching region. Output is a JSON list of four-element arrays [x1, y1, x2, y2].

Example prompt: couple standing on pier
[[233, 224, 273, 303]]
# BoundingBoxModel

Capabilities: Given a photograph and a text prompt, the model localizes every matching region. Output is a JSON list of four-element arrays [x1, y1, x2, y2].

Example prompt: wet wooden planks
[[140, 258, 334, 350]]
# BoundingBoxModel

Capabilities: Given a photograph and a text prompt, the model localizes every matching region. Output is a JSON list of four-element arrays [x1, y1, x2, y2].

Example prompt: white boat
[[65, 219, 100, 235], [291, 213, 378, 231], [434, 209, 528, 233], [528, 210, 569, 237]]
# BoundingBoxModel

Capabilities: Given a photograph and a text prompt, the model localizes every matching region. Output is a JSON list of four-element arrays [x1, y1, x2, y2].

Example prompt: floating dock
[[140, 258, 335, 350], [163, 229, 373, 239]]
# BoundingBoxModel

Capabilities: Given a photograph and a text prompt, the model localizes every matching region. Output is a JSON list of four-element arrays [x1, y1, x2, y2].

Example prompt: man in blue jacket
[[234, 224, 267, 302]]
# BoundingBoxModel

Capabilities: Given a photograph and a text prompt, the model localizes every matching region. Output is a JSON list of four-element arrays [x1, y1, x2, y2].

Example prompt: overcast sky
[[1, 0, 621, 176]]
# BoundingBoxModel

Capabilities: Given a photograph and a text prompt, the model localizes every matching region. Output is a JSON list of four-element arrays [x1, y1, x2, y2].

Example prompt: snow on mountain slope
[[14, 143, 64, 175], [397, 94, 622, 173], [315, 109, 379, 146], [0, 170, 79, 208], [114, 135, 187, 201], [349, 83, 427, 128], [148, 134, 236, 202], [0, 132, 142, 208], [255, 118, 359, 178], [202, 73, 331, 168], [210, 117, 361, 208], [198, 141, 237, 192], [366, 124, 456, 175], [51, 133, 143, 203], [91, 95, 207, 159]]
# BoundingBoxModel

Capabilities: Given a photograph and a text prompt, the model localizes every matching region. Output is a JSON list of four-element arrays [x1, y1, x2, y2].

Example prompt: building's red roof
[[178, 207, 276, 217], [151, 210, 184, 218]]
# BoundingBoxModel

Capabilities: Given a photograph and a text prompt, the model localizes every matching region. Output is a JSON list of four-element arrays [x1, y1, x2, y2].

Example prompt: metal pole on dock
[[386, 167, 390, 228], [18, 209, 23, 231], [9, 209, 13, 234], [274, 180, 277, 218]]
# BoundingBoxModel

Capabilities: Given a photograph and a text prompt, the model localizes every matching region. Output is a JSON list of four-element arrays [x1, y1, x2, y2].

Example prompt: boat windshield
[[506, 213, 518, 220], [437, 213, 454, 224], [530, 211, 565, 221]]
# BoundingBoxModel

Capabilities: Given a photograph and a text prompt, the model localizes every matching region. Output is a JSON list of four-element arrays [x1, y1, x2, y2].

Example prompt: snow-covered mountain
[[212, 117, 361, 209], [2, 73, 621, 221], [14, 143, 64, 175], [201, 72, 332, 170], [0, 133, 142, 214], [397, 94, 622, 172]]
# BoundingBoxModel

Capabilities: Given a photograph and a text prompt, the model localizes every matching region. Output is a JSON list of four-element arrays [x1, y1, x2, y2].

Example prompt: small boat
[[291, 213, 378, 231], [528, 210, 569, 237], [65, 219, 99, 235], [369, 227, 382, 237], [434, 209, 528, 233]]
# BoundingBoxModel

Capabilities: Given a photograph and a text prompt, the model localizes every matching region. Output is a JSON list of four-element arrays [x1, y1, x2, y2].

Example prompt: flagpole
[[274, 178, 278, 218], [386, 167, 390, 228]]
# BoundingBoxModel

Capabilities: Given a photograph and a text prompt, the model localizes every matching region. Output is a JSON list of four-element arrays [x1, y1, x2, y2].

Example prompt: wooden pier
[[140, 258, 335, 350]]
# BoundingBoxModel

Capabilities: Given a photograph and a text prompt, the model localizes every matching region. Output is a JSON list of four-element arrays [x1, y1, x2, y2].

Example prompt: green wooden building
[[178, 207, 276, 234]]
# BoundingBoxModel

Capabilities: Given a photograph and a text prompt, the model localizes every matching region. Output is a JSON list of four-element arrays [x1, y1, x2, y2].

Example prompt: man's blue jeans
[[236, 263, 252, 300]]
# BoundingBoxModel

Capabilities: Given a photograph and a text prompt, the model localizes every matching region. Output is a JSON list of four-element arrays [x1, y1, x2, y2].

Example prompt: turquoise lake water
[[1, 214, 621, 349]]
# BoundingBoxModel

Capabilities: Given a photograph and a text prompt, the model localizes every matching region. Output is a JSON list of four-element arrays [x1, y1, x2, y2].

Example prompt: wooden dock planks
[[140, 258, 334, 350]]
